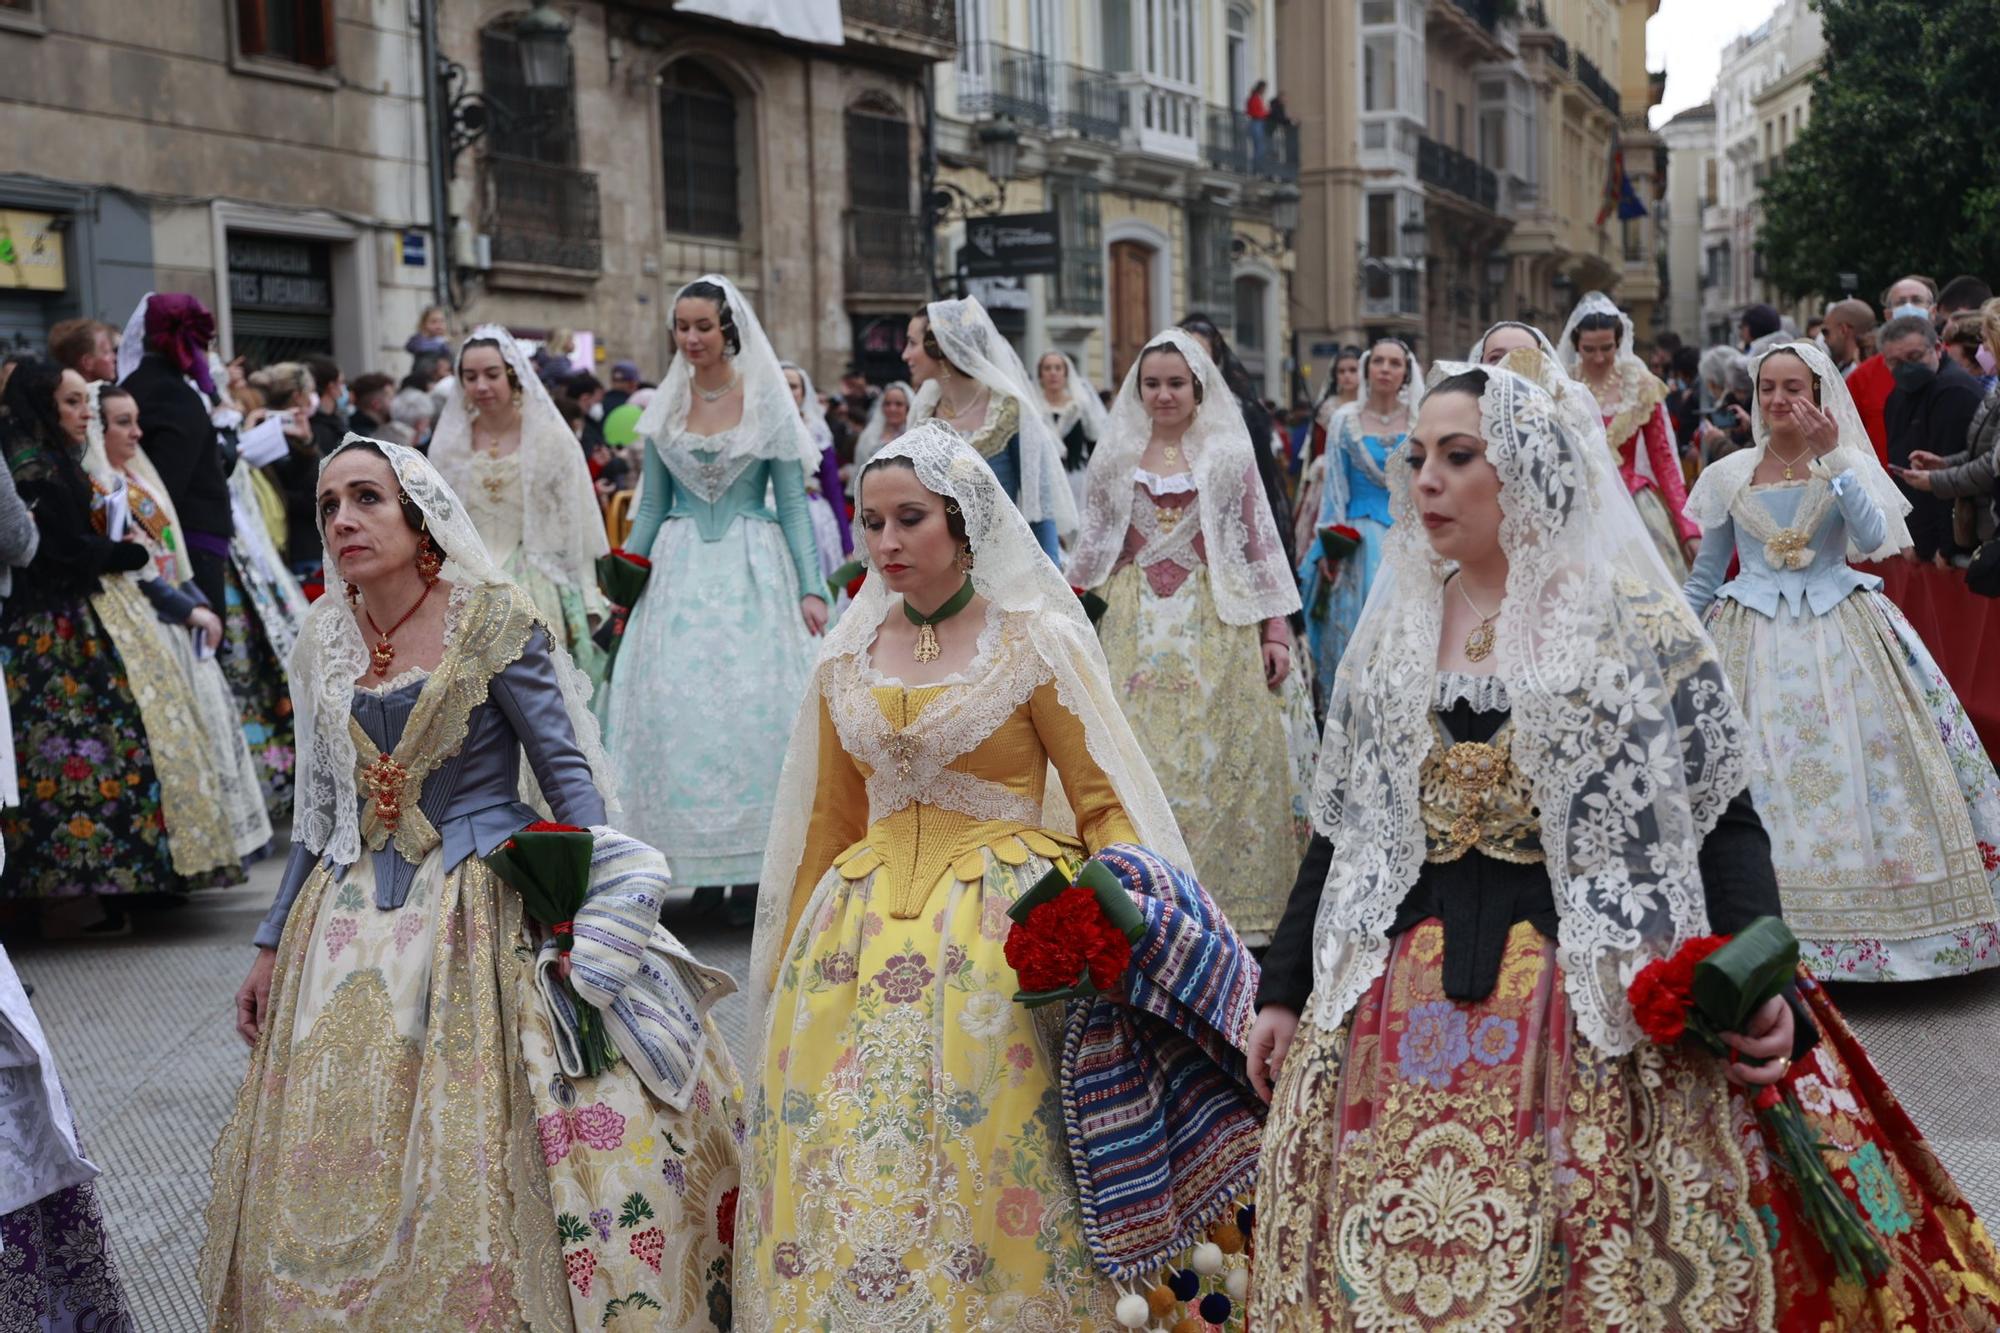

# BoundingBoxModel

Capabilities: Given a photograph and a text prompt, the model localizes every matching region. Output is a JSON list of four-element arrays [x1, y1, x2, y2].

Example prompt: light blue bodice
[[1318, 423, 1400, 531], [626, 430, 822, 595], [1683, 471, 1887, 618]]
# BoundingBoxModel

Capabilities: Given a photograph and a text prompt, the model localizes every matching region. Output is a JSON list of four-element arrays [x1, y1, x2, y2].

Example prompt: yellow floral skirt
[[741, 824, 1140, 1331], [1096, 564, 1315, 941], [199, 849, 741, 1331]]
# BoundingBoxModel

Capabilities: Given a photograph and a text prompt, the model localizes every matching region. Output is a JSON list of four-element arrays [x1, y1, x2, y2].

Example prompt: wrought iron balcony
[[955, 41, 1053, 128], [841, 0, 957, 46], [1054, 63, 1123, 142], [1417, 135, 1499, 211], [1575, 54, 1621, 115], [1204, 106, 1301, 181], [482, 154, 601, 273], [844, 209, 928, 300]]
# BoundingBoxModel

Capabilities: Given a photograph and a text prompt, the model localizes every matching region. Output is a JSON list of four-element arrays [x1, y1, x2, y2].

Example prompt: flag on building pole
[[1596, 143, 1649, 226]]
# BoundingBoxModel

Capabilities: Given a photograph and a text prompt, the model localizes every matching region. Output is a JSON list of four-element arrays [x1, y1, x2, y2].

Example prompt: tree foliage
[[1759, 0, 2000, 302]]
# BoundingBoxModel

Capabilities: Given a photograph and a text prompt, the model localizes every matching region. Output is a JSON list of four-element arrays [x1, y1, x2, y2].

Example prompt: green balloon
[[604, 403, 642, 445]]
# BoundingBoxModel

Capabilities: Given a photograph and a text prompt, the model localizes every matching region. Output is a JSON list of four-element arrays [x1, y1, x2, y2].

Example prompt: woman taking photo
[[1068, 330, 1316, 943], [428, 325, 610, 680], [600, 276, 826, 918], [205, 437, 742, 1329], [902, 296, 1074, 560], [1684, 342, 2000, 980], [1297, 338, 1421, 714], [1247, 363, 2000, 1328], [1560, 291, 1702, 574]]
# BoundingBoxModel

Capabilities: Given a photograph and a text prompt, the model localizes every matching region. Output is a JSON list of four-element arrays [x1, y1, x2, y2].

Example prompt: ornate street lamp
[[516, 1, 574, 91]]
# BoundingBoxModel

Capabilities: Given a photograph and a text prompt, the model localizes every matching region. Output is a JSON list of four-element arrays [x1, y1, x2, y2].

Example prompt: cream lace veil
[[1065, 328, 1301, 625], [853, 380, 913, 467], [1306, 365, 1750, 1055], [910, 296, 1079, 536], [427, 325, 609, 590], [1464, 323, 1611, 463], [744, 420, 1189, 1068], [1682, 340, 1912, 560], [635, 274, 818, 469], [290, 435, 615, 865]]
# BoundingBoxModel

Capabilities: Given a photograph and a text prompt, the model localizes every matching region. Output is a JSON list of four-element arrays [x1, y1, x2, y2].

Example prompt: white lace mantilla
[[825, 607, 1050, 828], [658, 428, 762, 504], [1128, 488, 1204, 575]]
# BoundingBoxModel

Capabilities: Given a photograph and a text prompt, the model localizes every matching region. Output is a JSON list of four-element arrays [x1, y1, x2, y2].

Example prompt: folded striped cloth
[[533, 828, 736, 1111], [1056, 842, 1265, 1281]]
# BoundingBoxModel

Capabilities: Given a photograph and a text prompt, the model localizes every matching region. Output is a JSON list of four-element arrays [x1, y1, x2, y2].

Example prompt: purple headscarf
[[143, 294, 218, 399]]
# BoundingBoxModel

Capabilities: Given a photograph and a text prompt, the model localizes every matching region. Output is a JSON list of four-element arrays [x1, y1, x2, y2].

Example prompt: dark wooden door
[[1110, 240, 1155, 384]]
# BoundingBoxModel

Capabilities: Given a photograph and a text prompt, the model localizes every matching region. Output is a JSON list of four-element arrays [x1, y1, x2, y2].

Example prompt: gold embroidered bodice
[[1418, 713, 1542, 865], [785, 621, 1137, 954]]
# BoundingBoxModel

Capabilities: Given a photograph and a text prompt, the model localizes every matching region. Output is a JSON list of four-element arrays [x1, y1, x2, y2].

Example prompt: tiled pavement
[[11, 858, 2000, 1331]]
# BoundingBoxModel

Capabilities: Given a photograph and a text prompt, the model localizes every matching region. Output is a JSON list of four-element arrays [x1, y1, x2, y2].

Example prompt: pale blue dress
[[1298, 419, 1400, 715], [1684, 469, 2000, 981], [600, 422, 822, 887]]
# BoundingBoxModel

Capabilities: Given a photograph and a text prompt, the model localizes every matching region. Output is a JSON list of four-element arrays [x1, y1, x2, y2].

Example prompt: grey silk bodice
[[254, 626, 607, 948]]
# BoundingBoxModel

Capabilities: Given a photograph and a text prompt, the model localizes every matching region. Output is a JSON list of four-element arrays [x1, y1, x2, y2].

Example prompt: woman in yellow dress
[[741, 421, 1258, 1330], [1067, 329, 1317, 943]]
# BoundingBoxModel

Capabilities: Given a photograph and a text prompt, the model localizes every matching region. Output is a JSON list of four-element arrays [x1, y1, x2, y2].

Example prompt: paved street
[[10, 856, 2000, 1332]]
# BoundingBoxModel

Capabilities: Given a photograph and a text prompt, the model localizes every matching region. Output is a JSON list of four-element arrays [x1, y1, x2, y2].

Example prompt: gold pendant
[[1463, 618, 1496, 663], [1164, 444, 1181, 466], [913, 621, 941, 663], [371, 637, 397, 678]]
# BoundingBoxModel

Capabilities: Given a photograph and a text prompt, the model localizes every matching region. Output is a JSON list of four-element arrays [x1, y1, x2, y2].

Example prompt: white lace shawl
[[744, 422, 1189, 1072], [908, 297, 1079, 535], [1040, 353, 1109, 447], [634, 274, 818, 470], [427, 325, 609, 591], [289, 436, 615, 866], [1307, 365, 1750, 1056], [1065, 329, 1300, 625], [1318, 338, 1426, 530], [1682, 340, 1912, 561]]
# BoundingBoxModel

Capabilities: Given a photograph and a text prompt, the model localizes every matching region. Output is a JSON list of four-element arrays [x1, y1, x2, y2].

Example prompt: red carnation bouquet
[[484, 821, 620, 1077], [1628, 916, 1887, 1284], [827, 558, 868, 602], [1310, 524, 1363, 617], [594, 549, 652, 675], [1003, 860, 1146, 1007]]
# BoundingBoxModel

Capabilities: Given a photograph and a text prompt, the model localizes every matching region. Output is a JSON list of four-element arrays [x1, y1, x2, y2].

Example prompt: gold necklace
[[1456, 575, 1499, 663], [694, 370, 740, 403], [1767, 441, 1811, 482], [938, 384, 987, 421]]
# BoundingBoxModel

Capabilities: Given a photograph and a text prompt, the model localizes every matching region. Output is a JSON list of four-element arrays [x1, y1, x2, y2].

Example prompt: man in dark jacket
[[122, 300, 235, 609], [1882, 312, 1982, 563]]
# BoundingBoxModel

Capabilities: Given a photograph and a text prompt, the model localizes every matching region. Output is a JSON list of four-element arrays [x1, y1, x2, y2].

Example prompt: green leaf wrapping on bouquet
[[483, 825, 595, 947], [595, 551, 652, 609], [1691, 916, 1799, 1034], [1007, 860, 1145, 942], [828, 559, 867, 598]]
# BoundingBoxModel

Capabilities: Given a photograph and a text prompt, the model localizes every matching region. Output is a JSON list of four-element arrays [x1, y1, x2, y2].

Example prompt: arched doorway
[[1109, 239, 1157, 384]]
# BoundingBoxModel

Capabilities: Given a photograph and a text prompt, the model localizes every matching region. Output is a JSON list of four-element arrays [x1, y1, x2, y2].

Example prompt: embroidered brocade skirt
[[218, 558, 298, 823], [1, 594, 180, 902], [1252, 920, 2000, 1331], [1096, 563, 1315, 942], [1632, 482, 1691, 582], [742, 823, 1252, 1331], [0, 1175, 135, 1333], [200, 849, 742, 1331], [601, 516, 817, 888], [1708, 590, 2000, 980]]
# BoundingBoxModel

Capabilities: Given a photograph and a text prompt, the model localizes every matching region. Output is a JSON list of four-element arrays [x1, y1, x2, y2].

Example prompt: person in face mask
[[1880, 313, 1981, 563], [1893, 296, 2000, 555], [1843, 276, 1937, 460]]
